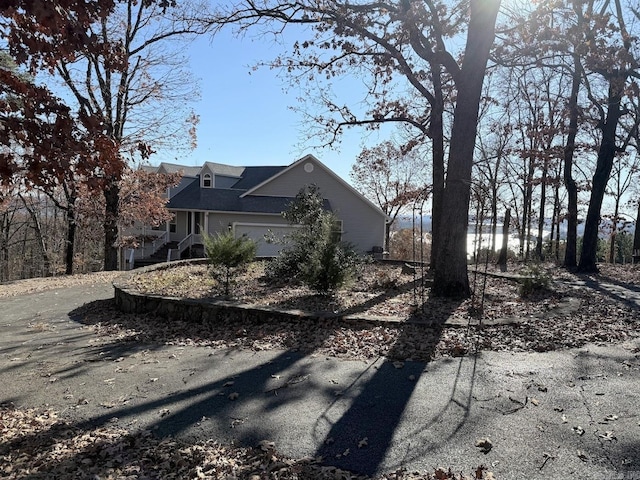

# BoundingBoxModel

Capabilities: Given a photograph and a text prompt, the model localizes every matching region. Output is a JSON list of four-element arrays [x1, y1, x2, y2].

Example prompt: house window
[[203, 173, 212, 188], [332, 220, 343, 241], [159, 216, 177, 233]]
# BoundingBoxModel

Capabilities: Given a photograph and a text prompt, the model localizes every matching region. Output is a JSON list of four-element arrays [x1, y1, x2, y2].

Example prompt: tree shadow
[[310, 294, 474, 476], [573, 274, 640, 310], [3, 275, 485, 478], [267, 276, 424, 320]]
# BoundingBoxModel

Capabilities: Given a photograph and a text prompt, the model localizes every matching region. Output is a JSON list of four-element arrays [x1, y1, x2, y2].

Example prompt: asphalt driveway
[[1, 281, 639, 479]]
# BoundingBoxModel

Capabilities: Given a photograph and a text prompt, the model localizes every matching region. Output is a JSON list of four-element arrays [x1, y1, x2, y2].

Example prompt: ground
[[111, 261, 639, 360], [1, 262, 639, 479]]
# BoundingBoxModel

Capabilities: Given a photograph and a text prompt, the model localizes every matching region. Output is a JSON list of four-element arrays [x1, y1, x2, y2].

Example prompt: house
[[127, 155, 387, 266]]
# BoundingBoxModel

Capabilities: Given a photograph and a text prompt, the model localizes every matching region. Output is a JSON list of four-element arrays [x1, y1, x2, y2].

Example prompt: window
[[169, 215, 177, 233], [203, 173, 212, 188]]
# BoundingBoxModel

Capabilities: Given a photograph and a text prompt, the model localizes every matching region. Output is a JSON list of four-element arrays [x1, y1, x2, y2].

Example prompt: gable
[[243, 155, 386, 219]]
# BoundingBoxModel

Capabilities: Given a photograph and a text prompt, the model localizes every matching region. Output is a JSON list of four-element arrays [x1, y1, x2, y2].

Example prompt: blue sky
[[152, 28, 392, 183]]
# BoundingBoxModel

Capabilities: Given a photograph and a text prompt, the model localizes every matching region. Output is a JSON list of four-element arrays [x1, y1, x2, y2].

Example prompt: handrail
[[168, 234, 194, 262]]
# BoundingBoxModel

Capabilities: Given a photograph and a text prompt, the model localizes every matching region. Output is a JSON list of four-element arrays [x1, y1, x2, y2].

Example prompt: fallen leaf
[[475, 437, 492, 454], [572, 426, 585, 436], [599, 431, 616, 441], [531, 398, 539, 406], [258, 440, 275, 451], [392, 361, 404, 369], [358, 437, 368, 448], [228, 392, 239, 400], [223, 381, 235, 387]]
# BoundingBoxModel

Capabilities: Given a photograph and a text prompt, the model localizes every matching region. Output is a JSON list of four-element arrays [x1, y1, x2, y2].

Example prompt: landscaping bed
[[88, 261, 640, 361]]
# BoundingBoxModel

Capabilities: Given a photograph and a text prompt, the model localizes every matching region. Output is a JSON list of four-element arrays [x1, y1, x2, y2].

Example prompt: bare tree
[[350, 141, 430, 253], [206, 0, 501, 297]]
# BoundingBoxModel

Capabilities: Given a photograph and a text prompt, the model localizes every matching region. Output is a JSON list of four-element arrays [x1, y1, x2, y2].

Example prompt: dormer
[[202, 173, 213, 188]]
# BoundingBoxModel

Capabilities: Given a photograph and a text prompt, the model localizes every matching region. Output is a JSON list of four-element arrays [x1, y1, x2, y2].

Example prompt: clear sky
[[151, 28, 392, 184]]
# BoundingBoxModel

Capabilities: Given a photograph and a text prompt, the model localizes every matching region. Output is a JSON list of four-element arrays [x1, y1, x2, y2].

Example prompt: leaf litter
[[0, 404, 494, 480]]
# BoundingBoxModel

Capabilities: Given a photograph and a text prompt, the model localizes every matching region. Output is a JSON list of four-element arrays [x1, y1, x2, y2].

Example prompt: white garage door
[[233, 223, 298, 257]]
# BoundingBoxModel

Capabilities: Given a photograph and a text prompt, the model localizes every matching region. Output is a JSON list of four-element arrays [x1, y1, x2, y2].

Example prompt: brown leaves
[[1, 400, 498, 480]]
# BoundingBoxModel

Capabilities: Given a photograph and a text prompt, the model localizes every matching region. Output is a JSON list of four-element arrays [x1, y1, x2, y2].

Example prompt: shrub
[[267, 185, 362, 293], [204, 231, 256, 297], [388, 228, 431, 262], [519, 263, 552, 297]]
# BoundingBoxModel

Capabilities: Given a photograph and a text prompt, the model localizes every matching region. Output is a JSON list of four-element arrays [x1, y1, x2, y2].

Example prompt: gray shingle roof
[[167, 180, 294, 214], [230, 166, 287, 189], [157, 162, 202, 177], [203, 162, 245, 177]]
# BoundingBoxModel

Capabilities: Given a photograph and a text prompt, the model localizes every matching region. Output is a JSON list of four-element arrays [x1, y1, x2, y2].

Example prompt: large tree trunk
[[429, 61, 445, 270], [578, 75, 625, 273], [103, 181, 120, 271], [432, 0, 501, 298], [563, 53, 581, 269]]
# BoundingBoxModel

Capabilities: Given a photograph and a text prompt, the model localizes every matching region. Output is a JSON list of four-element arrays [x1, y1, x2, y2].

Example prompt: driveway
[[1, 281, 639, 479]]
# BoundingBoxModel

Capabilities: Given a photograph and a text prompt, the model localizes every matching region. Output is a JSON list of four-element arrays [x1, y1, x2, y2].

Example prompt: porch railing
[[168, 233, 195, 262], [125, 231, 170, 269]]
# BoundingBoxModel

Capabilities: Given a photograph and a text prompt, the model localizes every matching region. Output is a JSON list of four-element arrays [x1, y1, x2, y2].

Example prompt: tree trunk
[[523, 156, 534, 262], [578, 74, 625, 273], [633, 201, 640, 263], [0, 212, 9, 282], [19, 194, 51, 277], [553, 179, 561, 261], [608, 197, 621, 264], [535, 161, 548, 261], [429, 61, 445, 270], [563, 53, 581, 269], [432, 0, 501, 298], [65, 203, 77, 275], [103, 181, 120, 271], [497, 208, 511, 271]]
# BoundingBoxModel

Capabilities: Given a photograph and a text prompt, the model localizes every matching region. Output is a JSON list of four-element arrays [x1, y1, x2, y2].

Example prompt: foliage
[[519, 264, 552, 297], [299, 214, 360, 293], [1, 0, 203, 271], [351, 141, 430, 249], [611, 232, 634, 264], [204, 231, 256, 297], [388, 228, 431, 263], [206, 0, 501, 298], [118, 168, 182, 234], [267, 185, 362, 293]]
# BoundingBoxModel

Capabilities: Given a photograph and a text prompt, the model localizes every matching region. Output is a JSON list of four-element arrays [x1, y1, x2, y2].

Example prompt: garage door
[[233, 223, 298, 257]]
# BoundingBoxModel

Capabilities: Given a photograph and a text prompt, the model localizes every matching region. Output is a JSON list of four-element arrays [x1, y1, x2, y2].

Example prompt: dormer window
[[203, 173, 212, 188]]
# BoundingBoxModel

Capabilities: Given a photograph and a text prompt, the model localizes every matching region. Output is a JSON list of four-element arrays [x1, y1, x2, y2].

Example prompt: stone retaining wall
[[112, 259, 401, 326]]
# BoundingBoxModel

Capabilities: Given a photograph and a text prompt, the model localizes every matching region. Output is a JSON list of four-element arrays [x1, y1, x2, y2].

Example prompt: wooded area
[[2, 1, 640, 297]]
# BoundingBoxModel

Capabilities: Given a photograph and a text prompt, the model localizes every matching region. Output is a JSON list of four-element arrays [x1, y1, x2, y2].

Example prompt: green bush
[[204, 231, 256, 297], [267, 185, 362, 293], [518, 263, 552, 297]]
